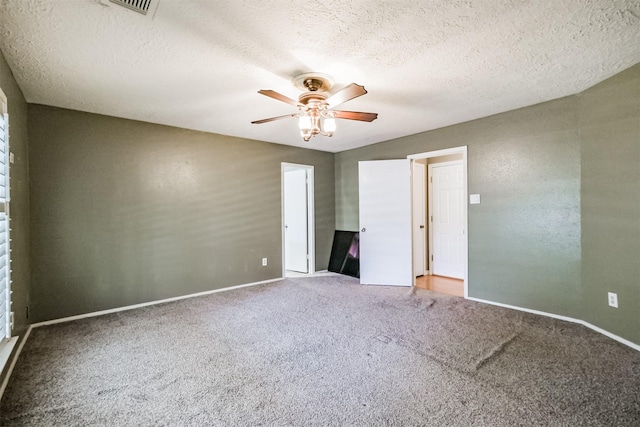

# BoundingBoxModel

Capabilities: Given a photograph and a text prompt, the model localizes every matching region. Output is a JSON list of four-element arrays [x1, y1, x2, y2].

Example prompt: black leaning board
[[328, 230, 360, 278]]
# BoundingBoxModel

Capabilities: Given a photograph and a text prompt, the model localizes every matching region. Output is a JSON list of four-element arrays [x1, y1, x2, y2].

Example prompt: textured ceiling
[[1, 0, 639, 153]]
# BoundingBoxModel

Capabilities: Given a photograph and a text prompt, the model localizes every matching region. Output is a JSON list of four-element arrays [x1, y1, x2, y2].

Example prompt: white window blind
[[0, 102, 11, 343]]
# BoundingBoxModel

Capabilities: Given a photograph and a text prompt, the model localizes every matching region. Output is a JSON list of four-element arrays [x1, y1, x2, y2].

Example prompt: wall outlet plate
[[608, 292, 618, 308], [262, 258, 267, 267]]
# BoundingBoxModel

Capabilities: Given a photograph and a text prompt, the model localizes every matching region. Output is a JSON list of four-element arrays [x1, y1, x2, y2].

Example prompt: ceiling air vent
[[109, 0, 152, 15]]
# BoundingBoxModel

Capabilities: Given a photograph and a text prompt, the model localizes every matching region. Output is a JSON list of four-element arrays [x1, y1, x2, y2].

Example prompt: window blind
[[0, 111, 10, 342]]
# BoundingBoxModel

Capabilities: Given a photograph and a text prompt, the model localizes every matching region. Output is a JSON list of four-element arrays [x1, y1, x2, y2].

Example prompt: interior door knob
[[361, 227, 366, 232]]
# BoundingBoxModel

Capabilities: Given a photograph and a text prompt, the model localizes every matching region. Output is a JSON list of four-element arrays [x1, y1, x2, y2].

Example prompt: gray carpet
[[1, 275, 639, 426]]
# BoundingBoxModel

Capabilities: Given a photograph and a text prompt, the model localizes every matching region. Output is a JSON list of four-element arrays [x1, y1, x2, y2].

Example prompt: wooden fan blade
[[258, 90, 300, 107], [326, 83, 367, 108], [251, 113, 297, 124], [332, 110, 378, 122]]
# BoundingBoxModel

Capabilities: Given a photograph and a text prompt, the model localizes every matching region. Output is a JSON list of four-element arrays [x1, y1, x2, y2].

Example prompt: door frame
[[408, 146, 468, 298], [281, 163, 315, 277], [412, 161, 426, 277]]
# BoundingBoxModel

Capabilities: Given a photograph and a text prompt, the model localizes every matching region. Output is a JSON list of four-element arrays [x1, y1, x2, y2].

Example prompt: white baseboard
[[467, 297, 640, 352], [0, 337, 18, 375], [0, 337, 18, 378], [32, 277, 284, 328], [0, 326, 33, 402]]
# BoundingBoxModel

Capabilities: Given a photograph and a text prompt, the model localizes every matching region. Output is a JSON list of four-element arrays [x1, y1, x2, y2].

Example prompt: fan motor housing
[[293, 72, 334, 92], [298, 91, 328, 106]]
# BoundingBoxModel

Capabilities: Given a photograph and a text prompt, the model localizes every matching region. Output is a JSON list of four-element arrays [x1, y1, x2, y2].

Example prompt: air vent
[[109, 0, 152, 15]]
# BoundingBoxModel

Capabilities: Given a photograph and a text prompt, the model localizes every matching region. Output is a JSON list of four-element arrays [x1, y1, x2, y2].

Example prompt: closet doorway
[[282, 163, 315, 277]]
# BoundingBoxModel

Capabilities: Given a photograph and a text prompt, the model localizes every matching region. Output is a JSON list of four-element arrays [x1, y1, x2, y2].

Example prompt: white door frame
[[281, 163, 315, 277], [408, 146, 468, 298], [412, 161, 426, 277]]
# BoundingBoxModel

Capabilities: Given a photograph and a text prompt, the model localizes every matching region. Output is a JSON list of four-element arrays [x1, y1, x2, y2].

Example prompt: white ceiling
[[1, 0, 639, 153]]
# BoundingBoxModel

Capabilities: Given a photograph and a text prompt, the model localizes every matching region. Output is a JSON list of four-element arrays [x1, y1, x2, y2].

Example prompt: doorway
[[282, 163, 315, 277], [408, 147, 468, 297], [357, 147, 468, 295]]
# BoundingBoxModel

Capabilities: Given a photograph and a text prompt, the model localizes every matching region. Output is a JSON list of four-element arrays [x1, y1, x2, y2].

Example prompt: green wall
[[0, 50, 31, 378], [10, 54, 640, 346], [336, 97, 582, 317], [580, 66, 640, 344], [335, 64, 639, 345], [28, 105, 335, 322], [0, 52, 30, 335]]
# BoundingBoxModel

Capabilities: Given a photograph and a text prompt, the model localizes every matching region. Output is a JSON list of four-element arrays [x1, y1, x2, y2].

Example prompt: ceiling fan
[[251, 73, 378, 142]]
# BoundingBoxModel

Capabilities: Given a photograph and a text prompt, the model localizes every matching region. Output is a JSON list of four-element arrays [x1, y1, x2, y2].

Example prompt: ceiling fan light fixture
[[298, 114, 312, 131], [299, 114, 313, 141], [298, 112, 333, 142], [252, 72, 378, 142], [323, 117, 336, 134]]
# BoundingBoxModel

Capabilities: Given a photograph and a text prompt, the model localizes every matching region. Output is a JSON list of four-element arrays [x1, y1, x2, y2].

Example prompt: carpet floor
[[1, 275, 639, 426]]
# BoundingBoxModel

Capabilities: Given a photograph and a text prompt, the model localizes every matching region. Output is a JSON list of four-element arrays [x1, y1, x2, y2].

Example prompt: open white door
[[359, 159, 412, 286], [284, 168, 308, 273]]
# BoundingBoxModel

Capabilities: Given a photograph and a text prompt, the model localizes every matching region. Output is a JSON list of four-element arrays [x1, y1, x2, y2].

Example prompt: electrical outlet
[[262, 257, 267, 267], [607, 292, 618, 308]]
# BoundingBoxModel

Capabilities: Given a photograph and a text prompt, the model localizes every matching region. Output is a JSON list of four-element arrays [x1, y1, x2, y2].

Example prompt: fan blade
[[326, 83, 367, 108], [251, 113, 297, 124], [258, 90, 300, 107], [332, 110, 378, 122]]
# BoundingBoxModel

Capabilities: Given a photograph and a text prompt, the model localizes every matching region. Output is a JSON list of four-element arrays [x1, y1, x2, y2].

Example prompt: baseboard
[[31, 277, 284, 328], [312, 270, 342, 275], [467, 297, 640, 352], [0, 337, 18, 376], [0, 326, 33, 402], [0, 337, 18, 384]]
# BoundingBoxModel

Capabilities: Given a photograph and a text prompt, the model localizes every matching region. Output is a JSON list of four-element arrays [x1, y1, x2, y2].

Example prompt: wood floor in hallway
[[415, 275, 464, 297]]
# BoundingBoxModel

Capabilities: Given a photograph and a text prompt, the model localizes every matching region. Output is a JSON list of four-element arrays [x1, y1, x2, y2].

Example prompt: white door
[[412, 162, 426, 276], [430, 162, 465, 279], [359, 159, 412, 286], [284, 169, 308, 273]]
